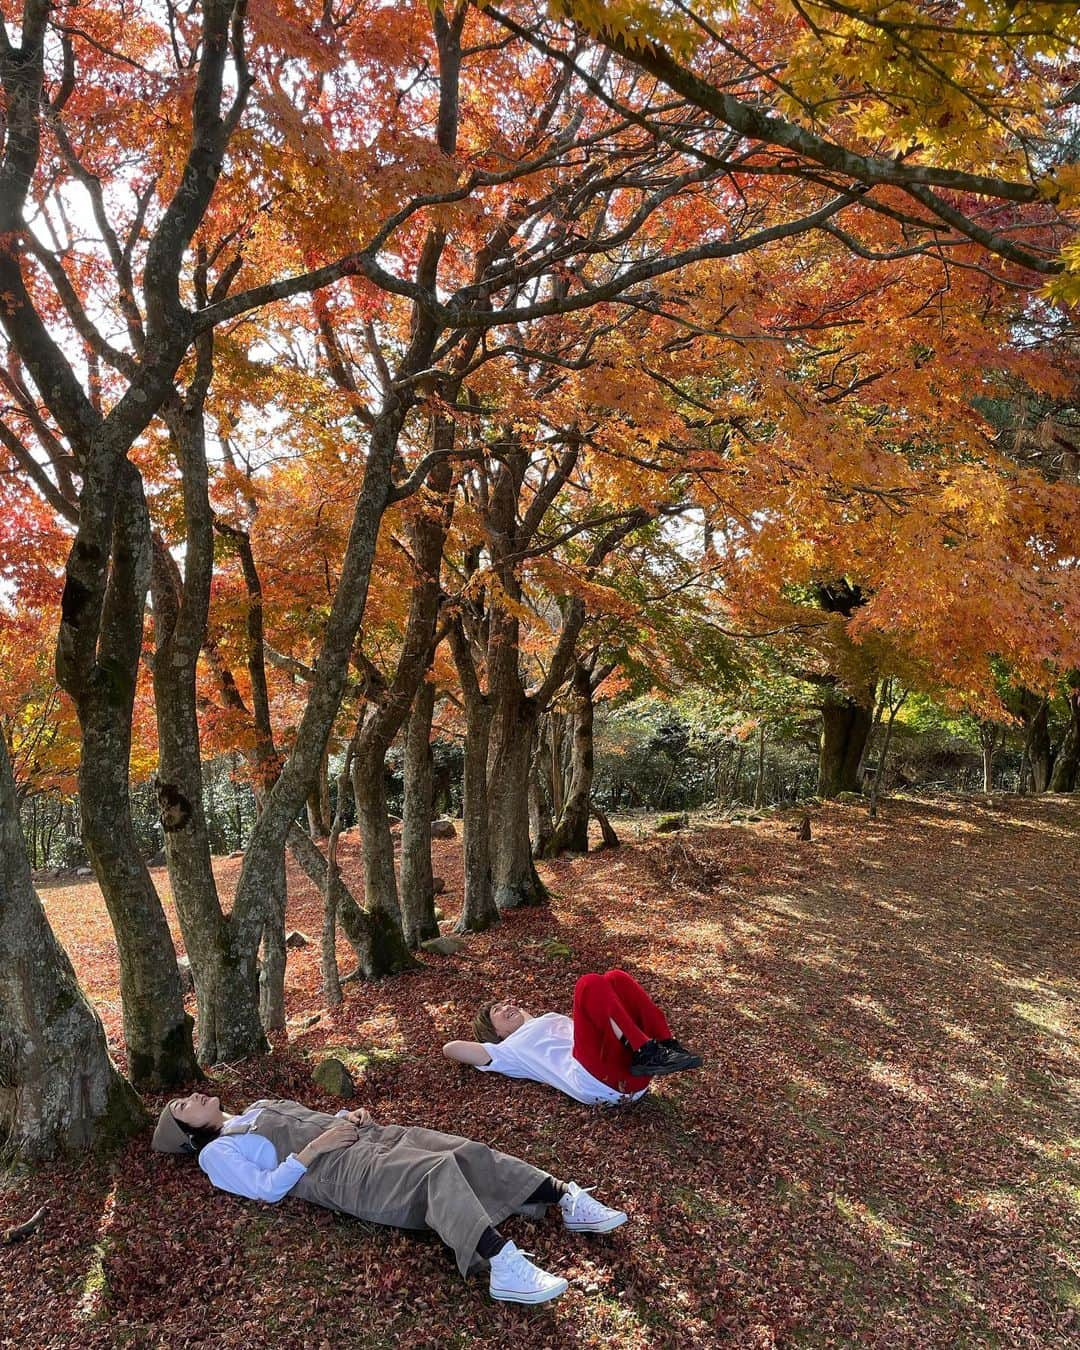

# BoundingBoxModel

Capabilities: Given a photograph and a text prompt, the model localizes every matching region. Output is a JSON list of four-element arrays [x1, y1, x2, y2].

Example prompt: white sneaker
[[559, 1182, 628, 1234], [488, 1241, 569, 1304]]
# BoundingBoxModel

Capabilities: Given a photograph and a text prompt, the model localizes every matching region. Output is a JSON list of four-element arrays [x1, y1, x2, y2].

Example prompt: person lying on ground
[[152, 1091, 626, 1305], [443, 967, 703, 1106]]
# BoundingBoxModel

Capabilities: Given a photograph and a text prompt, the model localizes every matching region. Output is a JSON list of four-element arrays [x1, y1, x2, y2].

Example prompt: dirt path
[[4, 795, 1078, 1348]]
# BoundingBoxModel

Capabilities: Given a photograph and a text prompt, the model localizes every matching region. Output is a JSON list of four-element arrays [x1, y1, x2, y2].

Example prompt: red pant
[[572, 969, 672, 1094]]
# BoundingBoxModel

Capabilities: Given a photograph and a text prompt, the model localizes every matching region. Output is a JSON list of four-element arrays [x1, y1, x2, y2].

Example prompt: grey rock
[[421, 935, 466, 956], [431, 876, 446, 895], [285, 929, 313, 949], [312, 1056, 354, 1098], [430, 819, 457, 839], [288, 1013, 322, 1030], [75, 867, 93, 877]]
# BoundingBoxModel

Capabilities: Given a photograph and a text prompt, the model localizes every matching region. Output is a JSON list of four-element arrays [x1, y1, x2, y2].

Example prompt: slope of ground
[[2, 796, 1078, 1348]]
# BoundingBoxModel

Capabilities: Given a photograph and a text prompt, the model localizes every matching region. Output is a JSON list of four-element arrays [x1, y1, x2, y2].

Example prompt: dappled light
[[4, 795, 1078, 1344]]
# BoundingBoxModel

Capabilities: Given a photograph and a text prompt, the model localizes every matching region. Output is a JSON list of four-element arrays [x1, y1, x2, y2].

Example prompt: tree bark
[[818, 693, 874, 798], [400, 678, 439, 949], [1022, 695, 1053, 793], [150, 383, 268, 1067], [66, 464, 200, 1088], [1049, 687, 1080, 792], [0, 734, 145, 1161], [306, 744, 331, 838], [351, 735, 416, 976], [543, 661, 594, 856], [528, 734, 555, 860], [450, 620, 499, 933]]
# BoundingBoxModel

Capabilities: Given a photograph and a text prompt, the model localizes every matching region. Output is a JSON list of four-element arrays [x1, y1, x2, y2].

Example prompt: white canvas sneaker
[[488, 1241, 569, 1304], [559, 1182, 629, 1233]]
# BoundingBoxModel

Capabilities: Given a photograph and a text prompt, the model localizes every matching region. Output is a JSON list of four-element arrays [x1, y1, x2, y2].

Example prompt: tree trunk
[[544, 662, 594, 857], [529, 750, 555, 860], [488, 700, 548, 906], [228, 367, 432, 986], [149, 394, 268, 1068], [322, 747, 354, 1006], [868, 686, 907, 819], [0, 734, 145, 1161], [753, 722, 766, 808], [306, 744, 331, 838], [286, 825, 372, 970], [351, 740, 416, 976], [1049, 688, 1080, 792], [450, 617, 499, 932], [400, 679, 439, 949], [591, 806, 620, 849], [1023, 697, 1053, 793], [258, 852, 289, 1034], [818, 695, 874, 798], [67, 465, 200, 1088], [457, 698, 498, 931]]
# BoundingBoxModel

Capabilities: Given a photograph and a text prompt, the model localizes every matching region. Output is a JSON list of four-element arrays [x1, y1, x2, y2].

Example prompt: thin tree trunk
[[150, 385, 267, 1067], [307, 744, 331, 839], [400, 678, 439, 949], [868, 686, 908, 819], [351, 734, 416, 976], [450, 620, 499, 933], [323, 746, 354, 1005], [1049, 687, 1080, 792], [544, 661, 594, 856], [753, 722, 766, 808], [529, 743, 555, 860], [0, 734, 145, 1161], [591, 805, 620, 849], [66, 464, 199, 1088]]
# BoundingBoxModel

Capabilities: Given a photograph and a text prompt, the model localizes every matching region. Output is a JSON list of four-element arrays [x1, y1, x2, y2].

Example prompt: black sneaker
[[660, 1037, 704, 1070], [629, 1039, 698, 1077]]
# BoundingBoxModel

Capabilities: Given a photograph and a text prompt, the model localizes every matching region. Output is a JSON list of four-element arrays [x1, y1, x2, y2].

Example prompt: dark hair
[[174, 1117, 222, 1156], [474, 1003, 502, 1044]]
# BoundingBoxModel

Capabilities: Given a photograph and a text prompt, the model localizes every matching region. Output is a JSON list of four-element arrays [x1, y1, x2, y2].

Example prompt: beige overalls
[[243, 1099, 551, 1275]]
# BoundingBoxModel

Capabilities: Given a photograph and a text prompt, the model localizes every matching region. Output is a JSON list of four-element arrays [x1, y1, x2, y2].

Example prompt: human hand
[[306, 1121, 359, 1158], [342, 1108, 373, 1127]]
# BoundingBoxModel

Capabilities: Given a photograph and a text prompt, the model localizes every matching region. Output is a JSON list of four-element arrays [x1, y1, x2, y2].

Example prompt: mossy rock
[[654, 814, 688, 833], [312, 1057, 355, 1099], [835, 791, 864, 805], [320, 1044, 405, 1077], [543, 938, 572, 959]]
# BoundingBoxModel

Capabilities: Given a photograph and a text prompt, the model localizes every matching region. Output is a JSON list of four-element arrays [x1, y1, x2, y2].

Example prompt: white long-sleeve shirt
[[197, 1105, 349, 1203]]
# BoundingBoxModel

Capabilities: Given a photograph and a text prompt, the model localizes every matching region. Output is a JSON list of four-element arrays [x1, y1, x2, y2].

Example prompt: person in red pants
[[443, 969, 702, 1105]]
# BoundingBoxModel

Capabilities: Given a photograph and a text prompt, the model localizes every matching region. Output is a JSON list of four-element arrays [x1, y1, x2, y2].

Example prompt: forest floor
[[3, 794, 1079, 1349]]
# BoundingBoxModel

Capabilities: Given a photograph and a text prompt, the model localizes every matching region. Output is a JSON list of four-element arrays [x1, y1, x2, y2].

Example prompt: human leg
[[602, 969, 673, 1041], [571, 972, 651, 1090]]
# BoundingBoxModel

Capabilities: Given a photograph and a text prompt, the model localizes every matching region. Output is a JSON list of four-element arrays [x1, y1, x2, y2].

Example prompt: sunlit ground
[[4, 793, 1078, 1347]]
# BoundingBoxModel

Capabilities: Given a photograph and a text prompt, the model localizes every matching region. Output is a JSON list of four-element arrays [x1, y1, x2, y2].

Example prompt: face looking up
[[490, 1001, 530, 1040], [171, 1091, 225, 1131]]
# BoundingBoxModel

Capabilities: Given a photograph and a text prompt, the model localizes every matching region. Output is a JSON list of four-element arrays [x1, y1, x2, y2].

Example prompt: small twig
[[2, 1203, 47, 1245]]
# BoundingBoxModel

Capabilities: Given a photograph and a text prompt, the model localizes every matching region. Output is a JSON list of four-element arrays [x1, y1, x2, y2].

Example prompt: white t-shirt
[[476, 1012, 648, 1106]]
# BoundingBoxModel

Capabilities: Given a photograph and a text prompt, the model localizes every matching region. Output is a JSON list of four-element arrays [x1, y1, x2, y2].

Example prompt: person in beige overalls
[[153, 1092, 628, 1304]]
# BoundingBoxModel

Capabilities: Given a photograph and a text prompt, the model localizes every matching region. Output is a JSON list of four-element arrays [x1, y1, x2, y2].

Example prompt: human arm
[[442, 1040, 493, 1067], [199, 1122, 359, 1203]]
